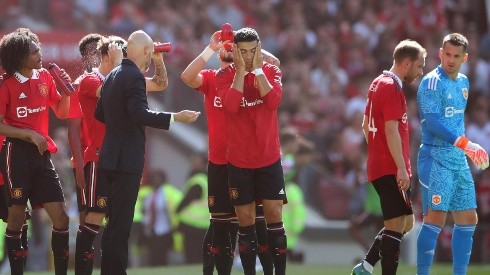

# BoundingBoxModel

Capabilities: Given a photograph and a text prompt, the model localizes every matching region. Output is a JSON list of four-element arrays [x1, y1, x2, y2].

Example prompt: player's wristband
[[201, 46, 215, 62], [170, 113, 175, 124], [454, 136, 469, 149], [253, 68, 264, 76]]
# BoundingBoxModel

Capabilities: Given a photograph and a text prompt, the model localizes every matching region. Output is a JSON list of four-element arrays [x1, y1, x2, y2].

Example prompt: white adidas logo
[[19, 92, 27, 99], [279, 189, 284, 195], [447, 94, 452, 99]]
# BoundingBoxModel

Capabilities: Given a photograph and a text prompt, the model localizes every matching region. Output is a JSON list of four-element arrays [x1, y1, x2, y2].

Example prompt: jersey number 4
[[367, 100, 377, 139]]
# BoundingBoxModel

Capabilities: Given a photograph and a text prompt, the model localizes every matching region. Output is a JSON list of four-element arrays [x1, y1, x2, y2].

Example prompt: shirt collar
[[14, 69, 40, 83], [383, 70, 403, 89], [92, 67, 106, 82]]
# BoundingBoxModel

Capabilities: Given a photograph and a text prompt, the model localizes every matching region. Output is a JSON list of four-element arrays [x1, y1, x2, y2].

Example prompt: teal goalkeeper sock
[[416, 222, 441, 275], [452, 224, 476, 275]]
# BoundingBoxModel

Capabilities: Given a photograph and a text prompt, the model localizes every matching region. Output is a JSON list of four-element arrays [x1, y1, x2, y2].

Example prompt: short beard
[[221, 56, 233, 63]]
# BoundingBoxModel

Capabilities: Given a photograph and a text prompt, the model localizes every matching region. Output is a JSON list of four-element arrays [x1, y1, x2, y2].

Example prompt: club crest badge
[[208, 196, 215, 207], [230, 188, 238, 200], [12, 188, 23, 199], [38, 83, 48, 97], [432, 195, 442, 205], [462, 88, 468, 100], [97, 197, 107, 208]]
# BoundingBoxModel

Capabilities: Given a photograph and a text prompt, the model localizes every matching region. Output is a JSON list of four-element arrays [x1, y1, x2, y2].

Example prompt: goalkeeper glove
[[454, 136, 489, 170]]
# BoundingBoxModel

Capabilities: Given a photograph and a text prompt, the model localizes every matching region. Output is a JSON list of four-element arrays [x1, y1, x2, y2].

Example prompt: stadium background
[[1, 0, 490, 273]]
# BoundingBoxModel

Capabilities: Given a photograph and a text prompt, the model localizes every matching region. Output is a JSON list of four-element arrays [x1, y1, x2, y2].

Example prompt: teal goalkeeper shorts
[[418, 156, 476, 215]]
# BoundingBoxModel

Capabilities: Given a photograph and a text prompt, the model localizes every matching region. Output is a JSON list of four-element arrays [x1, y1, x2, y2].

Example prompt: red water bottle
[[154, 42, 172, 53], [221, 23, 234, 50], [48, 63, 75, 96]]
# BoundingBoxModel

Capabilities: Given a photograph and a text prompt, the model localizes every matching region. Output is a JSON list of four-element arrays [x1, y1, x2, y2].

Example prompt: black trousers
[[99, 169, 141, 275]]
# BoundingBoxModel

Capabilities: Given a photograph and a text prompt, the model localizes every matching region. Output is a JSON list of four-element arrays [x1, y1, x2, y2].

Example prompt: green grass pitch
[[24, 263, 490, 274]]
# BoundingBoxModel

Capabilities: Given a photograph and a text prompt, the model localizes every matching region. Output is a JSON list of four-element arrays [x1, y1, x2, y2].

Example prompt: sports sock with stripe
[[416, 222, 441, 275]]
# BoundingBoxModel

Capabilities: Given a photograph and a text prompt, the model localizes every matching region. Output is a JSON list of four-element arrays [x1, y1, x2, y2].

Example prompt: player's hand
[[232, 44, 245, 72], [28, 130, 47, 154], [74, 165, 86, 189], [210, 31, 223, 51], [59, 69, 72, 83], [252, 41, 263, 70], [396, 168, 410, 191], [455, 136, 489, 170], [173, 110, 201, 123], [108, 41, 123, 66]]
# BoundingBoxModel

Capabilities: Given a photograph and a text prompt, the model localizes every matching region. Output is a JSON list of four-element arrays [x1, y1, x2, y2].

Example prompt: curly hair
[[98, 35, 126, 57], [234, 27, 260, 44], [78, 33, 103, 57], [0, 28, 39, 75]]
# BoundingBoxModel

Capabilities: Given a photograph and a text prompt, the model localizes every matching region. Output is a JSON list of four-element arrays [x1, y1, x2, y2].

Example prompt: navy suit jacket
[[95, 59, 171, 174]]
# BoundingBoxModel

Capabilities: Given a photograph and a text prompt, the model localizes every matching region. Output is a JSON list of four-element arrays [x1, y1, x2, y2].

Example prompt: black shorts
[[75, 161, 108, 213], [207, 162, 235, 214], [0, 184, 7, 222], [227, 159, 286, 206], [372, 175, 413, 221], [2, 138, 64, 206]]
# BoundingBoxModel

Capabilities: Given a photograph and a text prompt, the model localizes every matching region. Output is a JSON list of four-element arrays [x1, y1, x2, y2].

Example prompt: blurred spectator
[[129, 181, 153, 267], [143, 169, 182, 266], [348, 182, 383, 251], [283, 138, 312, 263], [176, 154, 209, 264], [206, 0, 244, 29], [109, 0, 146, 35], [466, 92, 490, 153]]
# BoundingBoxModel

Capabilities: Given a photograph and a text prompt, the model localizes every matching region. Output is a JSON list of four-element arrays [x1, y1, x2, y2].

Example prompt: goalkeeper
[[416, 33, 489, 275]]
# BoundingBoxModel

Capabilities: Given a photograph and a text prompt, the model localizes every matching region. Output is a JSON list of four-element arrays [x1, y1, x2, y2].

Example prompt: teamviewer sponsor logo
[[445, 106, 464, 117], [17, 107, 27, 118], [16, 106, 46, 118], [213, 96, 222, 107]]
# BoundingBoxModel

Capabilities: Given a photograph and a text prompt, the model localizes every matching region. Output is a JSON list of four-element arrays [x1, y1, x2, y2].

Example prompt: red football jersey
[[216, 63, 283, 168], [67, 85, 90, 166], [197, 69, 227, 165], [0, 135, 4, 185], [78, 70, 105, 163], [0, 70, 61, 153], [364, 73, 411, 181]]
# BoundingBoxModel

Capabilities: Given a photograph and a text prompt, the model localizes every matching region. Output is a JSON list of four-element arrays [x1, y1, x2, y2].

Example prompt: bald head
[[128, 30, 152, 49], [126, 30, 154, 72]]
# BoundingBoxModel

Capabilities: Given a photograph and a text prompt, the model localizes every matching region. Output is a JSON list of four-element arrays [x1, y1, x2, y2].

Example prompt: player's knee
[[236, 210, 255, 225], [264, 204, 282, 223], [85, 212, 105, 225], [7, 205, 28, 230], [404, 214, 415, 233], [7, 215, 26, 231], [52, 212, 70, 228]]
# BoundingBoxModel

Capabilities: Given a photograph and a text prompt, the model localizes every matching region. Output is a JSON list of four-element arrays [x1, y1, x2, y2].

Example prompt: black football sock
[[380, 230, 403, 275], [256, 217, 273, 275], [212, 215, 232, 275], [238, 224, 257, 275], [230, 216, 239, 252], [21, 223, 28, 268], [75, 223, 100, 275], [364, 228, 384, 267], [203, 220, 214, 275], [52, 227, 69, 275], [267, 222, 287, 275], [6, 229, 23, 275]]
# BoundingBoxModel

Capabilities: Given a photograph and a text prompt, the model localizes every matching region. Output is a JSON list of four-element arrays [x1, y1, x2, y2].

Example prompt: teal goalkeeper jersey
[[417, 65, 469, 170]]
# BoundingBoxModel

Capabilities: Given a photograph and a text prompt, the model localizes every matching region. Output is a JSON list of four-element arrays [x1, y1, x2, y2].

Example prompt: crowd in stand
[[2, 0, 490, 269]]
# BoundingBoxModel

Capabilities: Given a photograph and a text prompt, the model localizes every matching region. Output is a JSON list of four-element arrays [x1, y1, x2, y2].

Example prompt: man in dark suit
[[94, 30, 200, 275]]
